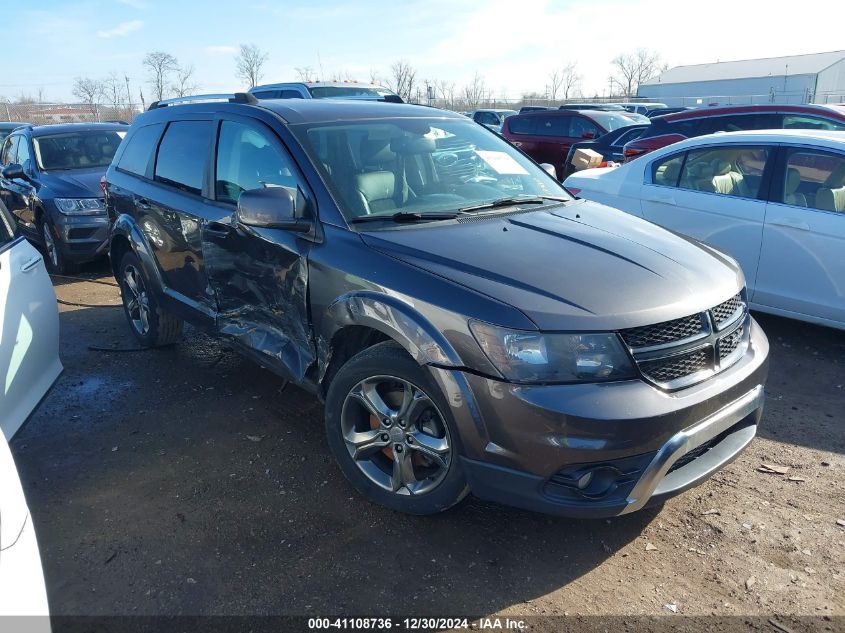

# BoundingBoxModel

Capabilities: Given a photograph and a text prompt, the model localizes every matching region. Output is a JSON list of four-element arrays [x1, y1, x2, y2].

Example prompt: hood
[[40, 167, 105, 198], [361, 201, 744, 331]]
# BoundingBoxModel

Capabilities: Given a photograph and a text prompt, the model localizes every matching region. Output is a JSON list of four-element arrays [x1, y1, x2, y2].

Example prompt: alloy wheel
[[123, 264, 151, 336], [42, 223, 59, 270], [340, 375, 452, 496]]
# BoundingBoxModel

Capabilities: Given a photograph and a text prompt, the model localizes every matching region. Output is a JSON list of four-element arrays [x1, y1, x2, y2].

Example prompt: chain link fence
[[0, 102, 143, 124]]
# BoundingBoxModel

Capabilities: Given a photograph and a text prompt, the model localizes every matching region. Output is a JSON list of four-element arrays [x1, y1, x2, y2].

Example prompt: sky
[[6, 0, 845, 103]]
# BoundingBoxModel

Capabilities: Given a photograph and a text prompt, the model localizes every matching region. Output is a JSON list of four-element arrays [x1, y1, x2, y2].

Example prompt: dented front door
[[203, 116, 316, 382]]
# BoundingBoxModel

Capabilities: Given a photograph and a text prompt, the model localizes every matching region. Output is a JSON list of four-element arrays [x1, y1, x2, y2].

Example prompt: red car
[[623, 104, 845, 161], [501, 109, 645, 179]]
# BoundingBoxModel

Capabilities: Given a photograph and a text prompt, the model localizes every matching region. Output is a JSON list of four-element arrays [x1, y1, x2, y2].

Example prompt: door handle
[[205, 222, 232, 238], [511, 141, 522, 147], [770, 218, 809, 231], [21, 256, 41, 273], [135, 197, 151, 210], [648, 195, 676, 205]]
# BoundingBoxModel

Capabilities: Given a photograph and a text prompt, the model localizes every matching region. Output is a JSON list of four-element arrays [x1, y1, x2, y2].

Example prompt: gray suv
[[105, 94, 769, 517]]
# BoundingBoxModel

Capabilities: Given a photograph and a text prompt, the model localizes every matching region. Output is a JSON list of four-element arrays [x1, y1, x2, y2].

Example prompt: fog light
[[576, 472, 594, 489]]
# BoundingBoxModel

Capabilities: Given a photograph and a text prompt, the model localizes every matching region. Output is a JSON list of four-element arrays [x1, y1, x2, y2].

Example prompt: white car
[[0, 200, 61, 624], [564, 129, 845, 330]]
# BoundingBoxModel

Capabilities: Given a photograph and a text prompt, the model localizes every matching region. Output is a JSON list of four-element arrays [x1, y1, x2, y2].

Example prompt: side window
[[678, 146, 771, 198], [215, 120, 302, 205], [651, 152, 686, 187], [253, 90, 280, 99], [534, 115, 570, 138], [15, 137, 32, 173], [1, 135, 18, 165], [154, 121, 212, 195], [783, 115, 845, 131], [118, 123, 165, 177], [569, 117, 601, 139], [279, 90, 302, 99], [508, 117, 536, 135], [613, 127, 645, 148], [781, 149, 845, 212]]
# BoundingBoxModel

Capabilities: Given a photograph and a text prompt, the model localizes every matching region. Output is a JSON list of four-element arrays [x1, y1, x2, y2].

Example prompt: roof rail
[[147, 92, 258, 111]]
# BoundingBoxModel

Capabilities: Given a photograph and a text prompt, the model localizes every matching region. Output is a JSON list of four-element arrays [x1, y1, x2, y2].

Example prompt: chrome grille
[[718, 325, 743, 361], [640, 348, 710, 383], [621, 292, 749, 390], [712, 293, 744, 329], [620, 314, 704, 349]]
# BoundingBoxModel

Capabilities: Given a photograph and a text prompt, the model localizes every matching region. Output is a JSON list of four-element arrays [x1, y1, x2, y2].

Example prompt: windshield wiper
[[349, 211, 459, 224], [457, 195, 567, 214]]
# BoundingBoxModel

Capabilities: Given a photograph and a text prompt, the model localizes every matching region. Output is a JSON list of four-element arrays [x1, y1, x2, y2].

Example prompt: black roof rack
[[147, 92, 258, 111]]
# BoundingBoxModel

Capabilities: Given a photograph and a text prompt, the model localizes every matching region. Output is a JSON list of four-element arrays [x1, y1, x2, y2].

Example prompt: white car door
[[0, 209, 62, 440], [755, 146, 845, 327], [639, 145, 772, 292]]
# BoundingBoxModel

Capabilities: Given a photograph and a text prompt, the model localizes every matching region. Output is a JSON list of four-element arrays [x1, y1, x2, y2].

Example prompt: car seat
[[711, 159, 750, 197], [783, 167, 807, 207]]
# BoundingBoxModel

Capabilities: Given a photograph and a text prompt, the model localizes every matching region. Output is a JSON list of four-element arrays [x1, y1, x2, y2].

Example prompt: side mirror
[[236, 187, 312, 232], [539, 163, 559, 179], [581, 130, 597, 139], [1, 164, 25, 180]]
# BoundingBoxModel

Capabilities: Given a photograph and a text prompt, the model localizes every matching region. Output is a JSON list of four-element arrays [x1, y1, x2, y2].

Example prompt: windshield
[[307, 85, 396, 99], [33, 130, 126, 170], [292, 117, 570, 224]]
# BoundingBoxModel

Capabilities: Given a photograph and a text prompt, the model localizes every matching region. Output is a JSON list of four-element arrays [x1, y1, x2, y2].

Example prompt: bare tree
[[611, 49, 663, 98], [296, 66, 317, 82], [235, 44, 269, 89], [104, 72, 124, 108], [435, 79, 456, 109], [172, 64, 200, 97], [548, 69, 563, 101], [462, 71, 487, 110], [560, 62, 581, 100], [385, 60, 417, 102], [329, 69, 353, 82], [72, 77, 105, 115], [368, 69, 381, 85], [143, 51, 178, 101]]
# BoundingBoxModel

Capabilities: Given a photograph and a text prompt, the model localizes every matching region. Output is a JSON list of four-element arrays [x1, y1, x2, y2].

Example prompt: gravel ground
[[10, 263, 845, 628]]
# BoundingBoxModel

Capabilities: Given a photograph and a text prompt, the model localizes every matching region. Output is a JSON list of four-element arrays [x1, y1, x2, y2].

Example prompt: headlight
[[470, 321, 637, 384], [55, 198, 106, 215]]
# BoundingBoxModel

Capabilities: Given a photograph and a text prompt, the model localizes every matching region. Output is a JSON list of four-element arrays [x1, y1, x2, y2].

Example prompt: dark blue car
[[0, 122, 127, 272]]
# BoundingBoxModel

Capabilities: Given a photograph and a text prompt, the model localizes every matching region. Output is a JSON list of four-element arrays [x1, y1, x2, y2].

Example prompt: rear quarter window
[[508, 117, 537, 135], [154, 121, 212, 195], [118, 123, 165, 177]]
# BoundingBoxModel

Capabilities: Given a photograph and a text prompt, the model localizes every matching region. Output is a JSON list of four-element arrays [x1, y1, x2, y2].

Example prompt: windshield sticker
[[475, 150, 529, 175]]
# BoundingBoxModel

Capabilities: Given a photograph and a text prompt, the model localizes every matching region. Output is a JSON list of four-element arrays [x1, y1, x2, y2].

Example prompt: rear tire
[[325, 341, 469, 515], [118, 251, 182, 347]]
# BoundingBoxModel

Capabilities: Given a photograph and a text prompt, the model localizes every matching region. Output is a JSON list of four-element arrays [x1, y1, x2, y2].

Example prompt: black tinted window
[[279, 90, 302, 99], [570, 117, 601, 138], [215, 121, 301, 205], [508, 117, 536, 135], [534, 115, 570, 137], [253, 90, 280, 99], [118, 123, 164, 177], [154, 121, 212, 195]]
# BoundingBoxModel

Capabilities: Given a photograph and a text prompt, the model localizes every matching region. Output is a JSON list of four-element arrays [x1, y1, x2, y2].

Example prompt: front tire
[[118, 251, 183, 347], [39, 218, 76, 274], [325, 342, 469, 515]]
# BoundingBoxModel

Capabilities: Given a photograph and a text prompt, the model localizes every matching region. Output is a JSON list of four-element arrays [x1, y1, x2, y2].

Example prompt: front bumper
[[430, 317, 769, 518], [52, 213, 110, 263]]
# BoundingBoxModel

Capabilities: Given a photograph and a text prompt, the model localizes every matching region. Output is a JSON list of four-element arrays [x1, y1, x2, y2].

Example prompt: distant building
[[637, 50, 845, 107]]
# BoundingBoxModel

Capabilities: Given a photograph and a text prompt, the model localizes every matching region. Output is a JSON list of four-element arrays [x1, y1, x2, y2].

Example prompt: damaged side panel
[[203, 223, 316, 384]]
